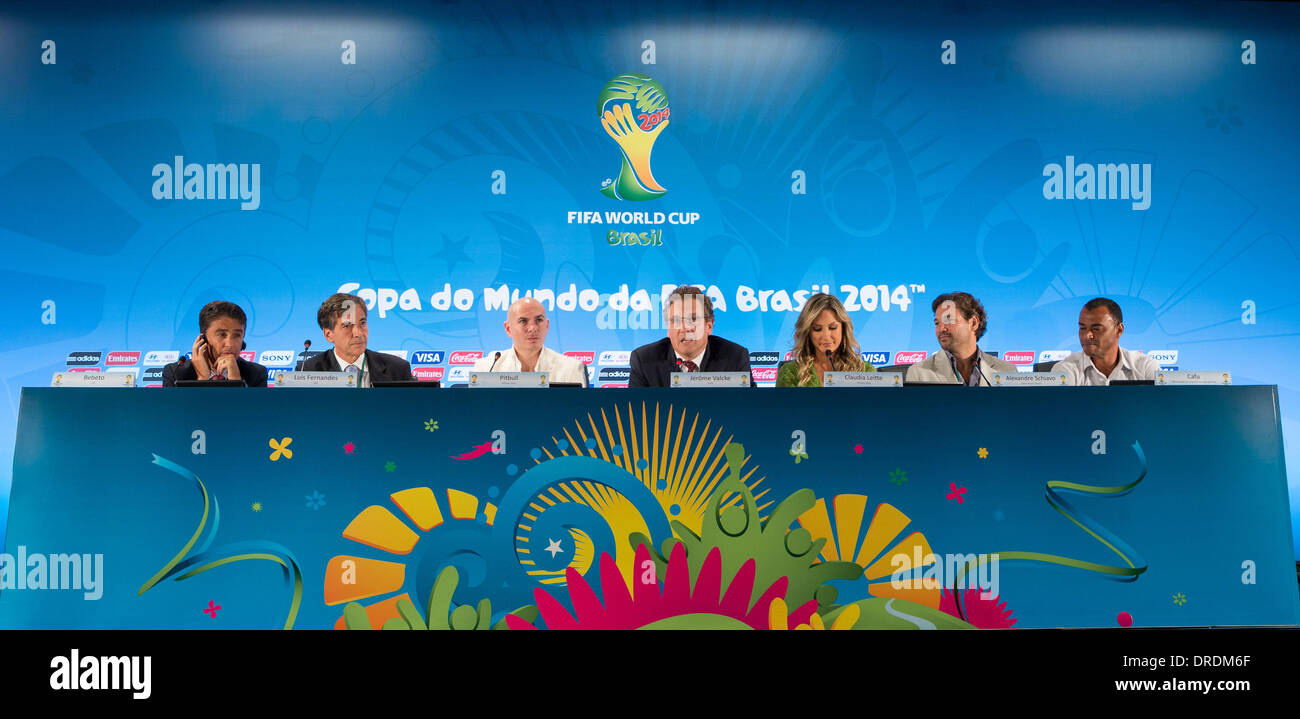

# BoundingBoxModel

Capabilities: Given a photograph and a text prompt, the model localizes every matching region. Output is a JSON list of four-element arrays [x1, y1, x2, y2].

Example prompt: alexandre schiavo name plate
[[823, 371, 903, 387], [1157, 370, 1232, 385], [670, 372, 750, 387], [470, 371, 550, 387], [274, 371, 356, 388], [50, 372, 135, 388], [991, 372, 1067, 387]]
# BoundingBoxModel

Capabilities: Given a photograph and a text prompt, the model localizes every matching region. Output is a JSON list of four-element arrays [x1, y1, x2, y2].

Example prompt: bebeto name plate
[[51, 372, 135, 387], [991, 372, 1067, 387], [1156, 370, 1232, 386], [469, 371, 549, 387], [823, 372, 903, 387], [274, 371, 356, 388], [670, 372, 751, 388]]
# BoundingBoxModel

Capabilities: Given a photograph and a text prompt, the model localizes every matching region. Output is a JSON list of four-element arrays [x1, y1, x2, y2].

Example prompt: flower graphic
[[269, 437, 293, 461], [946, 482, 967, 504], [888, 468, 909, 486], [1172, 592, 1187, 607], [305, 491, 326, 510], [853, 444, 863, 454], [1202, 99, 1243, 135], [424, 419, 439, 432], [343, 441, 356, 454], [384, 461, 396, 472], [251, 502, 263, 513], [976, 447, 989, 459]]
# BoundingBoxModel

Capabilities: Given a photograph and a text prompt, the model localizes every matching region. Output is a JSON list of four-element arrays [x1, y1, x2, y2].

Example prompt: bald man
[[472, 297, 589, 385]]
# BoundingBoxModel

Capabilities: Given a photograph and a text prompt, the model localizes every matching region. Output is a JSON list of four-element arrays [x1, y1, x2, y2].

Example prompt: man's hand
[[191, 335, 212, 379], [215, 353, 241, 381]]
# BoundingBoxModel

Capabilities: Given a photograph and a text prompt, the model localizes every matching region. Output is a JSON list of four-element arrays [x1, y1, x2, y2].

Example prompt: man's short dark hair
[[665, 285, 714, 322], [198, 301, 247, 334], [317, 293, 367, 331], [931, 291, 988, 340], [1082, 297, 1123, 325]]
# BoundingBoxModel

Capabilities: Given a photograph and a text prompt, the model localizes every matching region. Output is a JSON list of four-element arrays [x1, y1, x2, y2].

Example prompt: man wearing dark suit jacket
[[163, 300, 268, 387], [301, 293, 415, 386], [628, 285, 753, 387]]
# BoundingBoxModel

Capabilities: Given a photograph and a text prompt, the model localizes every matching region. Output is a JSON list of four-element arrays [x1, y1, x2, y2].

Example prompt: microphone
[[824, 349, 833, 365], [295, 339, 312, 372], [488, 351, 502, 371], [977, 360, 993, 387]]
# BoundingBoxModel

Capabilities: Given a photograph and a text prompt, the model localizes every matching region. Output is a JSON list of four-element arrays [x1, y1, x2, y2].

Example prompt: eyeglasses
[[666, 315, 704, 329]]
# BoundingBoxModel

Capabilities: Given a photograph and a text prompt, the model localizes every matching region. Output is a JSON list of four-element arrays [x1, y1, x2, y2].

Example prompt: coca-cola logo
[[751, 367, 779, 382], [449, 351, 483, 365], [894, 351, 927, 365]]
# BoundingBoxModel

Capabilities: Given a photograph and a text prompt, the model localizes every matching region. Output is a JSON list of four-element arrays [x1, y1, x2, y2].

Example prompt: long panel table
[[1, 386, 1295, 629]]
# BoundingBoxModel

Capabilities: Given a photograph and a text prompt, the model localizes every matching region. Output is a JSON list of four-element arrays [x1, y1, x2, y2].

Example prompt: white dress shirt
[[334, 349, 371, 387], [1057, 347, 1159, 386], [674, 346, 707, 371], [472, 346, 588, 385]]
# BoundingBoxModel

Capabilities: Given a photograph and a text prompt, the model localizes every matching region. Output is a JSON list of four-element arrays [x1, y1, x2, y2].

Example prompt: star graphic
[[384, 461, 396, 472], [854, 444, 863, 454], [251, 502, 263, 512], [545, 538, 563, 558], [432, 234, 472, 273], [343, 441, 356, 454], [977, 447, 989, 459]]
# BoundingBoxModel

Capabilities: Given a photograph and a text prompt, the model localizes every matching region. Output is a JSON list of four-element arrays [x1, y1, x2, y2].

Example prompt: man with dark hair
[[628, 285, 752, 387], [906, 291, 1016, 385], [301, 293, 415, 386], [163, 300, 268, 387], [1056, 297, 1158, 385]]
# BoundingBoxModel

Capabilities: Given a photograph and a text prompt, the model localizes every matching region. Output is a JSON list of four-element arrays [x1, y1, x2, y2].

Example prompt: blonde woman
[[776, 293, 873, 387]]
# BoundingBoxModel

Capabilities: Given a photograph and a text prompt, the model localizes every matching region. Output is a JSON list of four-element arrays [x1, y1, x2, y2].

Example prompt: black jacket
[[300, 348, 415, 383], [163, 358, 268, 387], [627, 335, 753, 387]]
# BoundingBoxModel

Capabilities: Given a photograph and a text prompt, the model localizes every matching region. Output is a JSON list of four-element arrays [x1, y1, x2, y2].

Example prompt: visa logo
[[861, 352, 890, 366], [411, 351, 446, 365]]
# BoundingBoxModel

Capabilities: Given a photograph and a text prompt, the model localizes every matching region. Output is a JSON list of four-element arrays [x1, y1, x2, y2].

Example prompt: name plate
[[823, 371, 903, 387], [273, 371, 356, 388], [670, 371, 751, 388], [991, 372, 1067, 387], [51, 372, 135, 388], [1156, 370, 1232, 386], [469, 371, 549, 387]]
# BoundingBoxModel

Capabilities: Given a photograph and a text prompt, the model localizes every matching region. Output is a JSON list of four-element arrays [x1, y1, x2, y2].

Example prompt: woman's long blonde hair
[[792, 293, 864, 385]]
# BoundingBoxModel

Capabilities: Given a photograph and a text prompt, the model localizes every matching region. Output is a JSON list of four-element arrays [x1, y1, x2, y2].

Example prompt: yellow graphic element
[[334, 487, 497, 623], [251, 502, 263, 512], [601, 102, 667, 192], [768, 598, 860, 630], [797, 494, 940, 609], [332, 593, 410, 630], [539, 402, 768, 535], [342, 506, 420, 555], [390, 487, 443, 531], [977, 447, 989, 459], [323, 555, 405, 606], [447, 489, 479, 520], [268, 437, 293, 461], [523, 528, 595, 585]]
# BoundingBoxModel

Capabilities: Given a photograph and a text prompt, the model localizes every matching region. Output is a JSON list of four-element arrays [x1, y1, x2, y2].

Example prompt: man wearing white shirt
[[1056, 297, 1159, 386], [472, 297, 589, 385]]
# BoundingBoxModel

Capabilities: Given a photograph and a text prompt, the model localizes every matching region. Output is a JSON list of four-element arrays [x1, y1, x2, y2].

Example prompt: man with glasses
[[627, 285, 753, 387]]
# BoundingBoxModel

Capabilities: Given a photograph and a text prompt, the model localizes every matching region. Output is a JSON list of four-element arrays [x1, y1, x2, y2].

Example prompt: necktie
[[345, 364, 360, 387], [681, 359, 698, 372]]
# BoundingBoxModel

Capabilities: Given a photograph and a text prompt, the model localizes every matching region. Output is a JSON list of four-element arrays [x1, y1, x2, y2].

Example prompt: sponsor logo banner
[[600, 384, 628, 389], [565, 351, 595, 365], [413, 367, 445, 382], [106, 351, 140, 366], [1003, 351, 1035, 365], [411, 351, 446, 365], [449, 351, 482, 365], [259, 350, 295, 366], [751, 367, 779, 382], [1038, 350, 1072, 363], [239, 351, 255, 362], [1144, 350, 1179, 365], [783, 350, 795, 361], [143, 350, 180, 365], [447, 367, 470, 382], [861, 351, 891, 366], [598, 350, 631, 365], [894, 351, 927, 365], [142, 367, 165, 382], [749, 351, 779, 365], [66, 352, 102, 366], [598, 367, 631, 382]]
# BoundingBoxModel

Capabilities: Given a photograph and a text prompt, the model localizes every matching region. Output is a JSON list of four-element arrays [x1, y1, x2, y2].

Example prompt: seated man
[[472, 297, 588, 385], [906, 292, 1016, 385], [301, 293, 415, 385], [164, 300, 268, 387], [1056, 297, 1159, 385], [629, 285, 752, 386]]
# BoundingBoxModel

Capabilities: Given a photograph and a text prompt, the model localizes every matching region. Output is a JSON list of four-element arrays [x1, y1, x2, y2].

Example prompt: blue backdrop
[[1, 1, 1297, 554]]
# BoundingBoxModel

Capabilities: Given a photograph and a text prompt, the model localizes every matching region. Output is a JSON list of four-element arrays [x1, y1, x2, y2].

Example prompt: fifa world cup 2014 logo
[[599, 73, 670, 201]]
